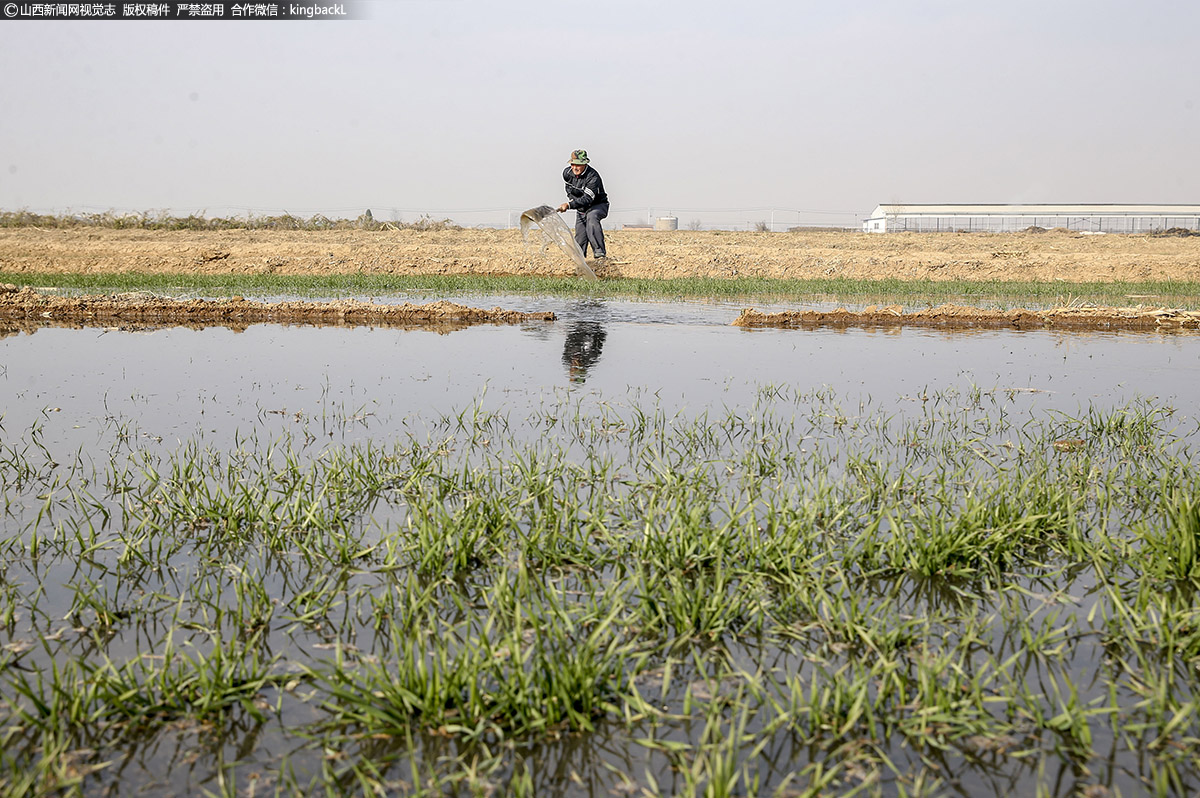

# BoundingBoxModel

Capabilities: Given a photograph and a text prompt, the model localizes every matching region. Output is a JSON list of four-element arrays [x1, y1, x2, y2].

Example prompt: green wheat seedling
[[1135, 485, 1200, 582], [86, 630, 281, 727], [0, 389, 1198, 795], [312, 583, 637, 739]]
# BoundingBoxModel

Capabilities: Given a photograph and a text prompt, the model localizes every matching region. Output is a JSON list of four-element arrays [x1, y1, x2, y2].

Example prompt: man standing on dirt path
[[558, 149, 609, 262]]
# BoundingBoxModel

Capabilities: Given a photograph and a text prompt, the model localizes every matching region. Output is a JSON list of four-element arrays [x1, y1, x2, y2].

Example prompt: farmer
[[558, 149, 609, 261]]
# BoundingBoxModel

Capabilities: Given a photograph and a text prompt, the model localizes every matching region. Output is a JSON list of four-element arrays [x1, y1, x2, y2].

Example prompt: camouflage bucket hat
[[570, 149, 589, 165]]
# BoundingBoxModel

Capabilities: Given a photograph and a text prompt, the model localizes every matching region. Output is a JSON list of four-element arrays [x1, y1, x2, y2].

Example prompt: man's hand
[[558, 203, 569, 212]]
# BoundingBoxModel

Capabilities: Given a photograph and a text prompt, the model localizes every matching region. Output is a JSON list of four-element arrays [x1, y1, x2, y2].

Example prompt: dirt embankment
[[734, 304, 1200, 331], [0, 286, 554, 335], [3, 227, 1200, 282]]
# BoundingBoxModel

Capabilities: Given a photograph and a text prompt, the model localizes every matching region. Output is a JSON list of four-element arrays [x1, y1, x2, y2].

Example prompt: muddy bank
[[4, 227, 1200, 282], [3, 285, 1197, 334], [0, 287, 555, 330], [733, 303, 1200, 331]]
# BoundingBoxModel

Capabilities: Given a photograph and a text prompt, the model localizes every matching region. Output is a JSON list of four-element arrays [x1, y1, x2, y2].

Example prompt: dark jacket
[[563, 165, 608, 211]]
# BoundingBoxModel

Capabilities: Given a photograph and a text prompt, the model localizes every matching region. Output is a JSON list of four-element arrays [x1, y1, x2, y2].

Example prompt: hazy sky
[[1, 0, 1197, 229]]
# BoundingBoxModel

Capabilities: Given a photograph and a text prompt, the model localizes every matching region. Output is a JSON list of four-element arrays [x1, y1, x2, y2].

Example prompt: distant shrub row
[[0, 209, 459, 232]]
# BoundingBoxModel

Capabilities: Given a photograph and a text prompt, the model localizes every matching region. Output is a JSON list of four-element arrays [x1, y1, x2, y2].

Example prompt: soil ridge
[[733, 303, 1200, 330], [0, 287, 555, 328]]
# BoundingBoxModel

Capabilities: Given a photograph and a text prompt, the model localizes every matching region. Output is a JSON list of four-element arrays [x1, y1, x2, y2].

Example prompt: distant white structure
[[862, 204, 1200, 233]]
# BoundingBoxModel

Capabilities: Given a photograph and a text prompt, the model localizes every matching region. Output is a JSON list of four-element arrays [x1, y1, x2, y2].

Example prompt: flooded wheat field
[[3, 294, 1200, 797]]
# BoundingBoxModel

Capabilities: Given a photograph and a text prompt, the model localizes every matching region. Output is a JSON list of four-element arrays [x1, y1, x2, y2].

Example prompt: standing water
[[3, 298, 1200, 797], [520, 204, 597, 279]]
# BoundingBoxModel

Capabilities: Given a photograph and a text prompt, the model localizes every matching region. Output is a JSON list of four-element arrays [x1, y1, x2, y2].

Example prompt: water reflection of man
[[562, 320, 606, 384], [557, 149, 609, 262]]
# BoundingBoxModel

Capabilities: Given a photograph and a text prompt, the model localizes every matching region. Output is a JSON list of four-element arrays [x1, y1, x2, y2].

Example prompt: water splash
[[519, 205, 597, 280]]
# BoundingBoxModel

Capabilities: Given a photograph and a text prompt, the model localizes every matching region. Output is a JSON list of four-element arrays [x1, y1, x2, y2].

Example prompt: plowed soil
[[3, 226, 1200, 282]]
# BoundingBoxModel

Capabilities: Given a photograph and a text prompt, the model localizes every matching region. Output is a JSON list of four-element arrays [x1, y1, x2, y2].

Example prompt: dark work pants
[[574, 202, 609, 257]]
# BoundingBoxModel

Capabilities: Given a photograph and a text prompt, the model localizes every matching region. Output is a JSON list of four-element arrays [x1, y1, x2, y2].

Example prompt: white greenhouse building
[[862, 204, 1200, 234]]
